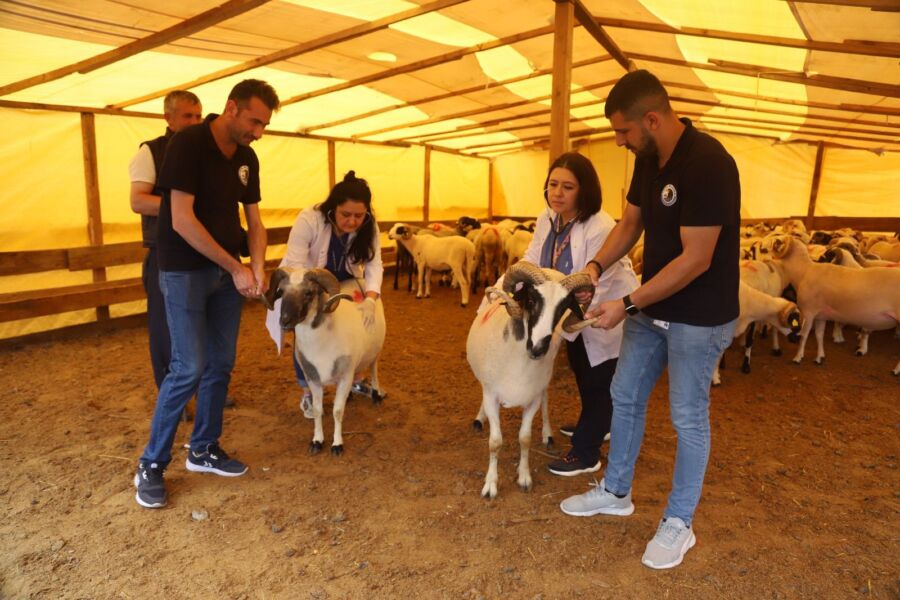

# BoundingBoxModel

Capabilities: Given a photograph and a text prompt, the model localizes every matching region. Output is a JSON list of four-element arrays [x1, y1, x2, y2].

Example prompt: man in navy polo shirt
[[134, 79, 279, 509], [559, 70, 740, 569]]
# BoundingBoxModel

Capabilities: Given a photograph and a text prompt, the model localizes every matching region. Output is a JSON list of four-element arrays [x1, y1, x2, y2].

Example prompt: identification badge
[[652, 319, 670, 330]]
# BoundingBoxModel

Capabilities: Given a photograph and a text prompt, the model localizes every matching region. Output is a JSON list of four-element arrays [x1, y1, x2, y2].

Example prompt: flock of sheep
[[262, 216, 899, 497]]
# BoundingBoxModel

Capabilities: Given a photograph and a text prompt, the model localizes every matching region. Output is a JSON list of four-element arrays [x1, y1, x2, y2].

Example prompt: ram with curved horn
[[466, 261, 598, 499], [264, 267, 387, 455]]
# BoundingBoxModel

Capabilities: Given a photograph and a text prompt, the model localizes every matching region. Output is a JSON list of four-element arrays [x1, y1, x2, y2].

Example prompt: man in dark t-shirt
[[134, 79, 279, 510], [559, 70, 740, 569]]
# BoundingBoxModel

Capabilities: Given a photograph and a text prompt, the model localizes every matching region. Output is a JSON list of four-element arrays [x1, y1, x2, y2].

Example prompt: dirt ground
[[1, 278, 898, 600]]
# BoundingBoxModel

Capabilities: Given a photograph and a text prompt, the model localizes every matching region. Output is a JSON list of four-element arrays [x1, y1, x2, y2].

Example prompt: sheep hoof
[[545, 436, 554, 448], [855, 350, 865, 357], [308, 441, 323, 455], [741, 362, 751, 374], [415, 295, 422, 300], [518, 480, 532, 493], [815, 357, 824, 365], [371, 390, 384, 405], [481, 483, 497, 499], [472, 420, 484, 433], [711, 379, 721, 387], [331, 444, 344, 456], [771, 348, 782, 357]]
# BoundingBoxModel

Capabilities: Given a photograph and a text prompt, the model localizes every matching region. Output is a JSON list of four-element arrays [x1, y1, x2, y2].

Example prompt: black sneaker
[[547, 451, 602, 477], [185, 444, 248, 477], [134, 462, 167, 508], [559, 424, 576, 437]]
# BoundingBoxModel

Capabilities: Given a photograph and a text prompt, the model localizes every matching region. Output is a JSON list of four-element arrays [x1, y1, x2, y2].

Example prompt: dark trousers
[[566, 336, 618, 465], [142, 247, 171, 389]]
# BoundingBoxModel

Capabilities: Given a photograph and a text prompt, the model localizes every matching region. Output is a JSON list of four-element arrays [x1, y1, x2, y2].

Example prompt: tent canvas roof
[[1, 0, 897, 155]]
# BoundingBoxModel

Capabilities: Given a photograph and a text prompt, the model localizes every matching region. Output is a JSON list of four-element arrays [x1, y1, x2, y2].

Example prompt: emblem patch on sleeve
[[238, 165, 249, 186], [661, 184, 677, 207]]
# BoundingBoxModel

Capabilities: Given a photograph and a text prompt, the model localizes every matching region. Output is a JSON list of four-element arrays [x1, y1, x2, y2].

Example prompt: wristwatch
[[623, 294, 640, 316]]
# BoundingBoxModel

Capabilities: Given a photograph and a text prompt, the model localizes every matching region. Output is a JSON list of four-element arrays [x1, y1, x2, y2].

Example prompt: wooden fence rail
[[1, 216, 897, 332]]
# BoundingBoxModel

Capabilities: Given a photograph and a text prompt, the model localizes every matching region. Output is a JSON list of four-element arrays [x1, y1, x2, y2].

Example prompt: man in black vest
[[129, 91, 202, 390], [134, 80, 278, 509], [559, 70, 740, 570]]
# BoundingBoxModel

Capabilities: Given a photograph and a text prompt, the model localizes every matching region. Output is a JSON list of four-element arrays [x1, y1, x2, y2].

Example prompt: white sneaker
[[641, 517, 696, 569], [559, 478, 635, 517], [300, 390, 314, 419]]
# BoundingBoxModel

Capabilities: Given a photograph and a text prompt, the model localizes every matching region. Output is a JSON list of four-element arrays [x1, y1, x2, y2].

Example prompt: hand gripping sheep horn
[[466, 261, 599, 499]]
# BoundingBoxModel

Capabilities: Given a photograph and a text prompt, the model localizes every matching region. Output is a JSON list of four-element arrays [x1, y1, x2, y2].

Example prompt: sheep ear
[[263, 268, 289, 310]]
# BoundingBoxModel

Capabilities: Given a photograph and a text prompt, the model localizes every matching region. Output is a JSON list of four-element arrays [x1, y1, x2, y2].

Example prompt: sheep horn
[[322, 293, 354, 314], [303, 268, 340, 296], [263, 267, 291, 310], [485, 286, 522, 320], [559, 271, 594, 293], [502, 261, 546, 294], [562, 312, 600, 333]]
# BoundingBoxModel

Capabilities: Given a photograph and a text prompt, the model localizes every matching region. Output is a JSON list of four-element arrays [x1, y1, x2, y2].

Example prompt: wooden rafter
[[279, 25, 556, 107], [630, 52, 900, 98], [0, 0, 271, 98], [784, 0, 900, 10], [112, 0, 468, 109], [668, 96, 899, 131], [594, 16, 900, 58], [303, 55, 612, 133], [678, 110, 899, 141], [371, 78, 618, 142], [662, 81, 900, 118], [569, 0, 633, 71]]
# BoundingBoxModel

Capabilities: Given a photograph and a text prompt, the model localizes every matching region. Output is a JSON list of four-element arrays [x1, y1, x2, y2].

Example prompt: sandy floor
[[1, 279, 898, 599]]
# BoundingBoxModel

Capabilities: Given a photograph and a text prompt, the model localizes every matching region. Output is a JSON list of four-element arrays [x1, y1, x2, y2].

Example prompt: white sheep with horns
[[264, 267, 386, 455], [467, 261, 598, 499]]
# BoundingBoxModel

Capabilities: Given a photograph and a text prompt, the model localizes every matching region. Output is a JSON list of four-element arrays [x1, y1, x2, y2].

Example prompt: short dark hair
[[228, 79, 280, 111], [319, 171, 377, 264], [163, 90, 200, 114], [544, 152, 601, 222], [604, 69, 671, 121]]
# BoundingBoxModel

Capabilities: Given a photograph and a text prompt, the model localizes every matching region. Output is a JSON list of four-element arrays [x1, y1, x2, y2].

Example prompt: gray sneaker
[[300, 389, 314, 419], [559, 478, 635, 517], [641, 517, 696, 569]]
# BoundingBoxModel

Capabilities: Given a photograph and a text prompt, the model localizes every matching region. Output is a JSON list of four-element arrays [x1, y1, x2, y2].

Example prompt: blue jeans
[[604, 313, 736, 525], [140, 266, 244, 466]]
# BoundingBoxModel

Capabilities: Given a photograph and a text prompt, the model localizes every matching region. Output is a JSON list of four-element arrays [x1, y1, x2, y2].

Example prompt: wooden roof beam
[[594, 16, 900, 58], [371, 78, 617, 142], [783, 0, 900, 11], [112, 0, 468, 109], [663, 80, 900, 118], [629, 53, 900, 98], [0, 0, 271, 98], [569, 0, 634, 71], [667, 95, 899, 130], [279, 25, 556, 107], [303, 55, 613, 133]]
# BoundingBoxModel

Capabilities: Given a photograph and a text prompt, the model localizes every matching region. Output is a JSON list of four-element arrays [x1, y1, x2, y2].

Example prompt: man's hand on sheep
[[232, 264, 259, 298], [585, 298, 626, 329], [358, 297, 377, 330]]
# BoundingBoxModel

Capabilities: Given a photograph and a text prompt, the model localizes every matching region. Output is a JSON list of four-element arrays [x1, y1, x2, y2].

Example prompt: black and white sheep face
[[511, 280, 578, 360]]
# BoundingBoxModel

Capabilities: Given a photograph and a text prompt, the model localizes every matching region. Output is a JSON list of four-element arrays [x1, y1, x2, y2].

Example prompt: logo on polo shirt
[[238, 165, 249, 186], [661, 184, 677, 207]]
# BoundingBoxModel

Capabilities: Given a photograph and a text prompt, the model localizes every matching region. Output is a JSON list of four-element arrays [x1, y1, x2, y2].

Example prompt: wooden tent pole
[[327, 141, 336, 189], [549, 1, 575, 164], [80, 113, 109, 321], [423, 146, 432, 223], [488, 162, 494, 220], [806, 141, 826, 228]]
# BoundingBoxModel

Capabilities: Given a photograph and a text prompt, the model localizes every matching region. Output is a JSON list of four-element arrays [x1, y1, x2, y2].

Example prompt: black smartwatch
[[623, 294, 640, 316]]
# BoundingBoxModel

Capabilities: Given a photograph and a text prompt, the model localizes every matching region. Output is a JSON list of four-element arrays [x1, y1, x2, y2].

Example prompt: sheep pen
[[1, 278, 898, 599]]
